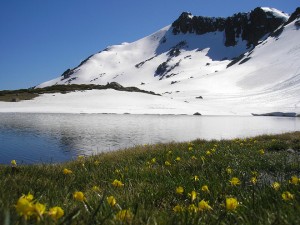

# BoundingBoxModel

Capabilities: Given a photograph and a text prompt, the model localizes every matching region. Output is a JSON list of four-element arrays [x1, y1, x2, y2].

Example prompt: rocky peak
[[286, 7, 300, 24], [172, 12, 225, 35], [171, 7, 288, 47]]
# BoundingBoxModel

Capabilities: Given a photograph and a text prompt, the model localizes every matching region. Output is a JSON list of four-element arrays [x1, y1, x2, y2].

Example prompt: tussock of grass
[[1, 132, 300, 224]]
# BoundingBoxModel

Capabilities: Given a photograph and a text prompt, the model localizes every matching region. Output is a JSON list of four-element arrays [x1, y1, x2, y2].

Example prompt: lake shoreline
[[1, 113, 300, 164]]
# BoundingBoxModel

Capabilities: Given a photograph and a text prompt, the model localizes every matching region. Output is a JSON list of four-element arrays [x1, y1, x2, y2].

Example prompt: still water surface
[[0, 113, 299, 164]]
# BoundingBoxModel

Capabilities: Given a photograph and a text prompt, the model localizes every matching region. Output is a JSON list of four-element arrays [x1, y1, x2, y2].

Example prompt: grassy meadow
[[1, 132, 300, 224]]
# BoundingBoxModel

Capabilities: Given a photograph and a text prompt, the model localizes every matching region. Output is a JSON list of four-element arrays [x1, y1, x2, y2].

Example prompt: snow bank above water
[[0, 89, 298, 116]]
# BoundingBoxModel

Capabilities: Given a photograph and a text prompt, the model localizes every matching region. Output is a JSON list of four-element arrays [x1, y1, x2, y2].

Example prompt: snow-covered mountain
[[2, 7, 300, 115]]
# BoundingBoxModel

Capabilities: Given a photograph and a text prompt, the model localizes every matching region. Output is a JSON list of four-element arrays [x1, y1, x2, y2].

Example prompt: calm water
[[0, 113, 299, 164]]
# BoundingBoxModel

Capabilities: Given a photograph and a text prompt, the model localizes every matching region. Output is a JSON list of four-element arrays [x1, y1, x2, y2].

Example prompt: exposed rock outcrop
[[286, 7, 300, 24], [171, 7, 288, 47], [251, 112, 297, 117]]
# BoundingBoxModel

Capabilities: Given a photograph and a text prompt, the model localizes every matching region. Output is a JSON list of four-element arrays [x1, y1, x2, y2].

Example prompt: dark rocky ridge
[[286, 7, 300, 24], [60, 54, 94, 81], [171, 7, 288, 47]]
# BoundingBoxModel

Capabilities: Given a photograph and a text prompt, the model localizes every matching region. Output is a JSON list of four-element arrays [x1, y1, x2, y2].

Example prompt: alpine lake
[[0, 113, 299, 164]]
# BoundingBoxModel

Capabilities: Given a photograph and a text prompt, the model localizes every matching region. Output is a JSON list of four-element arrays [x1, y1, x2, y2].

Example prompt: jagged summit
[[286, 7, 300, 24], [171, 7, 288, 47]]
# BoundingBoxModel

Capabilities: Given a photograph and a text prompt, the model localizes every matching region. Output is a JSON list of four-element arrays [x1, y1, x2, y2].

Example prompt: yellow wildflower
[[107, 196, 117, 207], [165, 161, 171, 166], [73, 191, 85, 202], [191, 155, 197, 160], [33, 202, 46, 218], [271, 182, 280, 191], [259, 149, 265, 155], [112, 179, 124, 187], [11, 160, 17, 166], [226, 167, 232, 174], [282, 191, 294, 201], [289, 175, 299, 185], [63, 168, 72, 175], [176, 186, 184, 195], [206, 150, 211, 156], [48, 206, 64, 220], [188, 147, 193, 151], [23, 193, 34, 201], [175, 157, 181, 161], [151, 158, 156, 164], [15, 197, 34, 219], [189, 190, 197, 202], [115, 169, 121, 174], [173, 204, 184, 213], [192, 175, 199, 181], [198, 200, 212, 211], [201, 185, 210, 193], [251, 177, 257, 185], [229, 177, 241, 186], [115, 209, 133, 222], [226, 197, 239, 211], [15, 193, 46, 221], [92, 186, 101, 192], [188, 204, 198, 213], [167, 151, 172, 155]]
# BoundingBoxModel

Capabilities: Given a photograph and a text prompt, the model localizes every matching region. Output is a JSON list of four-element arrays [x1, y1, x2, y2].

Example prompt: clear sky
[[0, 0, 298, 90]]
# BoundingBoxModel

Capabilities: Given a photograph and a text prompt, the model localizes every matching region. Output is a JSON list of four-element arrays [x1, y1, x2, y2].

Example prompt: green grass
[[0, 83, 160, 102], [0, 92, 39, 102], [1, 132, 300, 224]]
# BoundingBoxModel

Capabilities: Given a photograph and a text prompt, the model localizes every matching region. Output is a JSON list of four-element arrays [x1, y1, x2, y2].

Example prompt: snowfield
[[1, 8, 299, 115], [0, 86, 298, 115]]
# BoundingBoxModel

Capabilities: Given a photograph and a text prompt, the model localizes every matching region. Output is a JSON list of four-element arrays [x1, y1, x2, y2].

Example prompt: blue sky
[[0, 0, 298, 90]]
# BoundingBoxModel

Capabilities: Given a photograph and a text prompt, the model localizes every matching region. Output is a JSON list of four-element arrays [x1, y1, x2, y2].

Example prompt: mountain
[[2, 7, 300, 115], [38, 7, 290, 88]]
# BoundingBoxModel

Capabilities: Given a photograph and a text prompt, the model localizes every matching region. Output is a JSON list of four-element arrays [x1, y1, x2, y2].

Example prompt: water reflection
[[0, 113, 299, 164]]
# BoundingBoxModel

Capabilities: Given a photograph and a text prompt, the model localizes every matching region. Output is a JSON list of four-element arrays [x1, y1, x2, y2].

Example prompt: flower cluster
[[15, 193, 64, 221]]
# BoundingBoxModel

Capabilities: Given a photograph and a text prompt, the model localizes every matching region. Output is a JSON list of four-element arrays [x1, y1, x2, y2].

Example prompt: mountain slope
[[38, 7, 289, 88], [3, 7, 299, 115]]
